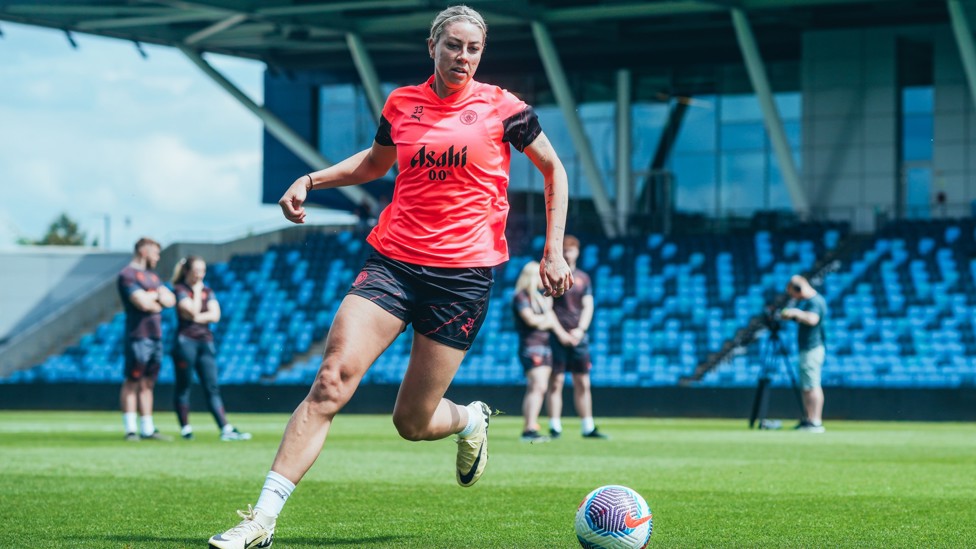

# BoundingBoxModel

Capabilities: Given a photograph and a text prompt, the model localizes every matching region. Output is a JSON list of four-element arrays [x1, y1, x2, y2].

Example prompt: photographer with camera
[[779, 275, 828, 433]]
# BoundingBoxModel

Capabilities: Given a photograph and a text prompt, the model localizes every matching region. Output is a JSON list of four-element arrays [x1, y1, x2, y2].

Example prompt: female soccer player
[[209, 6, 573, 547], [171, 256, 250, 442], [513, 261, 572, 443]]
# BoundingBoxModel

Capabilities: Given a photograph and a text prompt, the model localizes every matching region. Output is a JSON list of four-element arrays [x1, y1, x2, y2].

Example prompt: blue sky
[[0, 22, 351, 251]]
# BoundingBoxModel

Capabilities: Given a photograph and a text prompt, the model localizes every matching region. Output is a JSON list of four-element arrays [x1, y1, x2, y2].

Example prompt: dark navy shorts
[[519, 344, 553, 372], [551, 334, 592, 374], [124, 337, 163, 381], [348, 251, 494, 351]]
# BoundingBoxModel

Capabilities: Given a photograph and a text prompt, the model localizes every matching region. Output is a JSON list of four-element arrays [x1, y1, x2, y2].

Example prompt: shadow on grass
[[103, 534, 411, 546]]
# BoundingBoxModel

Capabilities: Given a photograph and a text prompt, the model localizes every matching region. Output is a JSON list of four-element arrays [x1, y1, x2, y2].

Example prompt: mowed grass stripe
[[0, 411, 974, 548]]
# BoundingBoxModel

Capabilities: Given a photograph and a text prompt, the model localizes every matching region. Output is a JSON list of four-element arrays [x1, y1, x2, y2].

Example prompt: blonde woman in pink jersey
[[209, 5, 573, 548]]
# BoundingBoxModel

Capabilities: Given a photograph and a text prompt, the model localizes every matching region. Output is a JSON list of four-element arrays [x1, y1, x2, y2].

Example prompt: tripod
[[748, 324, 807, 429]]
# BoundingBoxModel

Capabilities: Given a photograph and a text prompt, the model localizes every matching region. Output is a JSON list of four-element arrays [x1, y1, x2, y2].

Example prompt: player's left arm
[[524, 131, 573, 297], [550, 312, 579, 346], [578, 294, 595, 333], [194, 298, 221, 324], [156, 285, 176, 308]]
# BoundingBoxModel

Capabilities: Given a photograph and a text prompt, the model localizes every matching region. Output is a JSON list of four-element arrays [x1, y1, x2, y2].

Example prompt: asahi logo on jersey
[[410, 145, 468, 168]]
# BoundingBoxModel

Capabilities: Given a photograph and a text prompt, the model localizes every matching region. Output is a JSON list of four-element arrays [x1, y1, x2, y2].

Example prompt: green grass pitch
[[1, 410, 975, 548]]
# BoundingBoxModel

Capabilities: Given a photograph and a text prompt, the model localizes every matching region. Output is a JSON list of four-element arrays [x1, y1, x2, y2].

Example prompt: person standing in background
[[117, 237, 175, 441], [547, 235, 608, 440], [780, 275, 828, 433], [171, 256, 251, 442], [513, 261, 573, 443]]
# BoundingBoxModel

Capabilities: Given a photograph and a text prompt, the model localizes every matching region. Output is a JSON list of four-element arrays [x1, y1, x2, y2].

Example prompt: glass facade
[[317, 83, 397, 178], [673, 92, 800, 216], [901, 86, 933, 219], [315, 81, 802, 219]]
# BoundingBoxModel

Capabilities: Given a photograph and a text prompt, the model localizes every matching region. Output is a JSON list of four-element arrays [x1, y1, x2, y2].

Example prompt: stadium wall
[[0, 248, 130, 343], [804, 24, 976, 232], [0, 383, 973, 422], [934, 30, 976, 207]]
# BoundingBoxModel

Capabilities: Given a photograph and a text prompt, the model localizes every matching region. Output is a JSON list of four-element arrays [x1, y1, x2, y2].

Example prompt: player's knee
[[391, 412, 426, 441], [528, 380, 547, 395], [308, 363, 351, 408]]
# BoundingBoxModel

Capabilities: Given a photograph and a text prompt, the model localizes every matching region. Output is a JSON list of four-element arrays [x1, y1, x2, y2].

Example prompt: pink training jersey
[[368, 75, 541, 268]]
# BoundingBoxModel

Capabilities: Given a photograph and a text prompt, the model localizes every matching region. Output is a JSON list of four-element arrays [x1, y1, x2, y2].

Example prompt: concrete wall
[[802, 27, 899, 232], [0, 248, 129, 343], [934, 30, 976, 208], [801, 23, 976, 229]]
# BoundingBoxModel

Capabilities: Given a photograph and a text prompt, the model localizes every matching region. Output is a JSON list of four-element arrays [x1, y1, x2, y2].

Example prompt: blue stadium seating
[[4, 218, 976, 390]]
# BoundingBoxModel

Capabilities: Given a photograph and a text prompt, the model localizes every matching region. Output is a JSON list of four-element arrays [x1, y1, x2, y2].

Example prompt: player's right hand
[[279, 179, 308, 224], [540, 250, 573, 298]]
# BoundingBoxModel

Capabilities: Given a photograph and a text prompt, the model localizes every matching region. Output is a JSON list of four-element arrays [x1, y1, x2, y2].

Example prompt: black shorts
[[124, 337, 163, 381], [551, 334, 592, 374], [348, 251, 493, 351], [519, 344, 553, 371]]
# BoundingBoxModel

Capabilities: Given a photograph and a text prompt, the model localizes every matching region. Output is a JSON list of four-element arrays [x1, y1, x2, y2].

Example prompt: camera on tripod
[[749, 300, 806, 430], [761, 305, 785, 333]]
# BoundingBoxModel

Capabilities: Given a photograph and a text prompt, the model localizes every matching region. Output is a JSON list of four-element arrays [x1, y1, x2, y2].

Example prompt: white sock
[[581, 417, 596, 434], [140, 416, 155, 436], [549, 418, 563, 433], [254, 471, 296, 521], [458, 403, 479, 438], [181, 425, 194, 436], [222, 424, 235, 434], [123, 413, 137, 434]]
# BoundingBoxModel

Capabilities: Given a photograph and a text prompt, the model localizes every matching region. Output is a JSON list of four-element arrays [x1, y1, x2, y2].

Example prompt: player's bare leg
[[573, 372, 607, 438], [392, 333, 491, 486], [546, 372, 565, 437], [271, 295, 403, 482], [209, 295, 402, 549], [521, 366, 552, 442]]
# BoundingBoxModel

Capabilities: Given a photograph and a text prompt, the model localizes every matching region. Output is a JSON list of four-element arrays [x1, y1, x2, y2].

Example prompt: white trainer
[[456, 401, 491, 487], [208, 505, 275, 549], [220, 427, 253, 441]]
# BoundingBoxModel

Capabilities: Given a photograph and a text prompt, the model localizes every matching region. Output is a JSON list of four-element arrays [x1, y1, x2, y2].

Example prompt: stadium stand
[[3, 219, 975, 391]]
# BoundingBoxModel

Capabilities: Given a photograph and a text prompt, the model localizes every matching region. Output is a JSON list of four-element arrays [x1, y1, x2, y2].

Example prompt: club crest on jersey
[[460, 110, 478, 125], [410, 145, 468, 168]]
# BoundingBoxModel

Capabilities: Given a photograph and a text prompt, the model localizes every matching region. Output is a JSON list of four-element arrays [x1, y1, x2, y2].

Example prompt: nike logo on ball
[[624, 513, 653, 528]]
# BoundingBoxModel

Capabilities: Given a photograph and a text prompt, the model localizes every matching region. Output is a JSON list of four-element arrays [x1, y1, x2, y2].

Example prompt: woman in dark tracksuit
[[171, 256, 250, 441]]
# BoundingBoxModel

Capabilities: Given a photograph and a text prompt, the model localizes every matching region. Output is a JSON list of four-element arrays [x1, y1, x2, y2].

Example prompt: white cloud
[[130, 133, 260, 211], [0, 22, 311, 250]]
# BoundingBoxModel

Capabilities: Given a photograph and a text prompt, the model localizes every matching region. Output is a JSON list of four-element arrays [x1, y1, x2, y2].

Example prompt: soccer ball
[[575, 485, 653, 549]]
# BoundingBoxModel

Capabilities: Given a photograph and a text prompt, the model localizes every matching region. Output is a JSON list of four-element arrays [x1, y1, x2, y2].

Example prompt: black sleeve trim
[[374, 115, 394, 146], [502, 107, 542, 152]]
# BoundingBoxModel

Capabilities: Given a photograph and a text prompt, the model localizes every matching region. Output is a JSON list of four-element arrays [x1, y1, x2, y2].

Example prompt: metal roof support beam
[[345, 32, 385, 122], [184, 13, 247, 46], [179, 46, 375, 210], [948, 0, 976, 112], [77, 10, 226, 31], [531, 21, 618, 238], [616, 69, 632, 236], [730, 8, 809, 216], [257, 0, 427, 17]]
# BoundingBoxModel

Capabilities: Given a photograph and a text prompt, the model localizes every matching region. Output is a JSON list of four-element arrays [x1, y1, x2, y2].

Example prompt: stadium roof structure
[[0, 1, 956, 78], [2, 0, 972, 234]]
